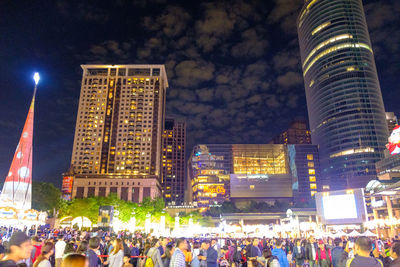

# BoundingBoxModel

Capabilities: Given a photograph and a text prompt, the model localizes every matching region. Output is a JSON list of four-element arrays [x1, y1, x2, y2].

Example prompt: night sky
[[0, 0, 399, 187]]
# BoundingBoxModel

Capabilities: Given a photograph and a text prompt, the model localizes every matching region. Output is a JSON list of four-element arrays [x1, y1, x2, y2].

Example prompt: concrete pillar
[[384, 196, 395, 238], [105, 187, 110, 197], [83, 187, 88, 198], [128, 187, 132, 201], [139, 187, 144, 203], [94, 187, 99, 197], [117, 186, 121, 199]]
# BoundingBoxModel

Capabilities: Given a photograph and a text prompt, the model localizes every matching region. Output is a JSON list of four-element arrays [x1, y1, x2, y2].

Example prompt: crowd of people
[[0, 228, 399, 267]]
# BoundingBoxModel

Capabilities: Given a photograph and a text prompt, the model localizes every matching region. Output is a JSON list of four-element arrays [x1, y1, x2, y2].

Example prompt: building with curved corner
[[297, 0, 389, 189]]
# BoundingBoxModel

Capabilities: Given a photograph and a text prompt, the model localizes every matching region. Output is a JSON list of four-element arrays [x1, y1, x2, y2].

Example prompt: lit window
[[307, 154, 314, 160], [308, 162, 314, 167], [303, 34, 353, 68], [311, 191, 317, 197], [311, 21, 331, 35], [308, 169, 315, 175], [310, 183, 317, 190], [309, 176, 316, 182], [322, 185, 330, 190], [250, 185, 255, 190], [303, 42, 373, 76]]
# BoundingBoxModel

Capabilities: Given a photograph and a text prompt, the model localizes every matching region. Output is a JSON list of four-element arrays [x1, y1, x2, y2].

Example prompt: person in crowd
[[87, 237, 100, 267], [305, 236, 318, 267], [130, 241, 140, 267], [163, 244, 174, 267], [123, 255, 133, 267], [146, 239, 163, 267], [64, 241, 76, 255], [158, 237, 168, 259], [55, 235, 66, 267], [315, 240, 331, 267], [389, 242, 400, 267], [341, 236, 383, 267], [198, 240, 209, 267], [211, 239, 221, 259], [272, 239, 289, 267], [76, 240, 89, 256], [257, 247, 280, 267], [33, 242, 54, 267], [190, 242, 200, 267], [170, 238, 187, 267], [183, 241, 192, 266], [206, 239, 218, 267], [105, 238, 124, 267], [61, 253, 88, 267], [292, 239, 305, 267], [331, 238, 344, 267], [31, 236, 42, 264], [0, 232, 33, 267], [248, 238, 262, 267]]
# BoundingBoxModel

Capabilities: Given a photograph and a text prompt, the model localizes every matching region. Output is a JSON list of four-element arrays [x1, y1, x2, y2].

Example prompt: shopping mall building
[[187, 144, 322, 208]]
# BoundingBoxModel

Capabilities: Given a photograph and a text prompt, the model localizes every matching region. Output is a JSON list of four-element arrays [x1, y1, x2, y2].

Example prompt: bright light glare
[[33, 72, 40, 85], [323, 194, 357, 219]]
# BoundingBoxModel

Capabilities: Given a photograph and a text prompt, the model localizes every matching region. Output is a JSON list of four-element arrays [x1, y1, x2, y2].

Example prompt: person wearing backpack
[[145, 239, 163, 267], [257, 247, 280, 267], [272, 240, 288, 267]]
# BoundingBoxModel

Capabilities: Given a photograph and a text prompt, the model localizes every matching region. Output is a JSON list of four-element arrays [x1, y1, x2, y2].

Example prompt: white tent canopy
[[362, 230, 378, 237], [348, 230, 361, 237], [334, 230, 348, 237]]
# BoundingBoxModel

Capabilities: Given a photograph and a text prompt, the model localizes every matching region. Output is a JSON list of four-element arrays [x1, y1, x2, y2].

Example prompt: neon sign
[[201, 185, 226, 195]]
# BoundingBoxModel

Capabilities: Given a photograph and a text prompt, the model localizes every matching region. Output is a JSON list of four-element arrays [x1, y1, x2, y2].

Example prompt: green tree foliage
[[32, 181, 62, 216]]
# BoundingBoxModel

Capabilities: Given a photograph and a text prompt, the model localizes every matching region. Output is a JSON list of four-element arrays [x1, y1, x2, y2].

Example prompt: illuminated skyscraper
[[161, 118, 186, 205], [65, 65, 168, 202], [386, 112, 398, 134], [297, 0, 388, 189], [272, 120, 312, 144]]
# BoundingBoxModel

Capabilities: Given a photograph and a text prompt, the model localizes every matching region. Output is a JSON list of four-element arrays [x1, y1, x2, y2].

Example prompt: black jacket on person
[[293, 246, 305, 261], [305, 242, 318, 261]]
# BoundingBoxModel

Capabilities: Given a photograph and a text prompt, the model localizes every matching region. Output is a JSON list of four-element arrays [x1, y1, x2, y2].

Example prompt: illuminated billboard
[[61, 176, 74, 200], [315, 188, 367, 224], [387, 125, 400, 155]]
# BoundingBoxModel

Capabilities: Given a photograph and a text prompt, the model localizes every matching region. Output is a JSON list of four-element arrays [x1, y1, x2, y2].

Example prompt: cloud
[[175, 60, 215, 87], [277, 71, 303, 88], [268, 0, 302, 34], [231, 28, 269, 58]]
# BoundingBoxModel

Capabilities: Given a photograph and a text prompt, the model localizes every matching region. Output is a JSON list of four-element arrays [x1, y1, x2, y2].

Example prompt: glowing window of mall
[[322, 185, 330, 190], [308, 169, 315, 175], [250, 185, 255, 190], [307, 154, 313, 160], [311, 191, 317, 197], [310, 183, 317, 189], [309, 176, 316, 182], [308, 162, 314, 167]]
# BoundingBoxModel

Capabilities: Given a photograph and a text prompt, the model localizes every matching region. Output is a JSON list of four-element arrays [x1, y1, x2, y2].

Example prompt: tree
[[32, 181, 61, 216]]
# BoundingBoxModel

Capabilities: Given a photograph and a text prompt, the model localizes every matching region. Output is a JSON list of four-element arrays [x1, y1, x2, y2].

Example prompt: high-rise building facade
[[161, 118, 186, 206], [271, 120, 312, 144], [66, 64, 168, 202], [386, 112, 398, 134], [297, 0, 389, 189]]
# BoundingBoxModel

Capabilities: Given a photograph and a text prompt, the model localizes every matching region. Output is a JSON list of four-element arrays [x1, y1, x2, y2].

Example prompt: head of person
[[58, 235, 64, 241], [61, 253, 88, 267], [201, 240, 210, 250], [176, 238, 188, 251], [151, 238, 159, 248], [334, 238, 343, 247], [391, 242, 400, 259], [76, 240, 88, 254], [253, 238, 259, 246], [318, 240, 325, 249], [275, 239, 282, 248], [211, 239, 217, 246], [354, 237, 373, 256], [123, 256, 130, 264], [112, 238, 123, 255], [160, 237, 168, 247], [64, 242, 76, 255], [166, 244, 174, 259], [31, 236, 40, 246], [310, 236, 315, 243], [7, 232, 33, 261], [246, 238, 252, 245], [89, 237, 100, 250]]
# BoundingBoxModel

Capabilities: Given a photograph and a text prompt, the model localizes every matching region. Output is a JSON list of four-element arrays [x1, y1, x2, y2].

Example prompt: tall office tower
[[297, 0, 389, 189], [386, 112, 398, 134], [161, 118, 186, 206], [65, 65, 168, 202], [272, 120, 312, 144]]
